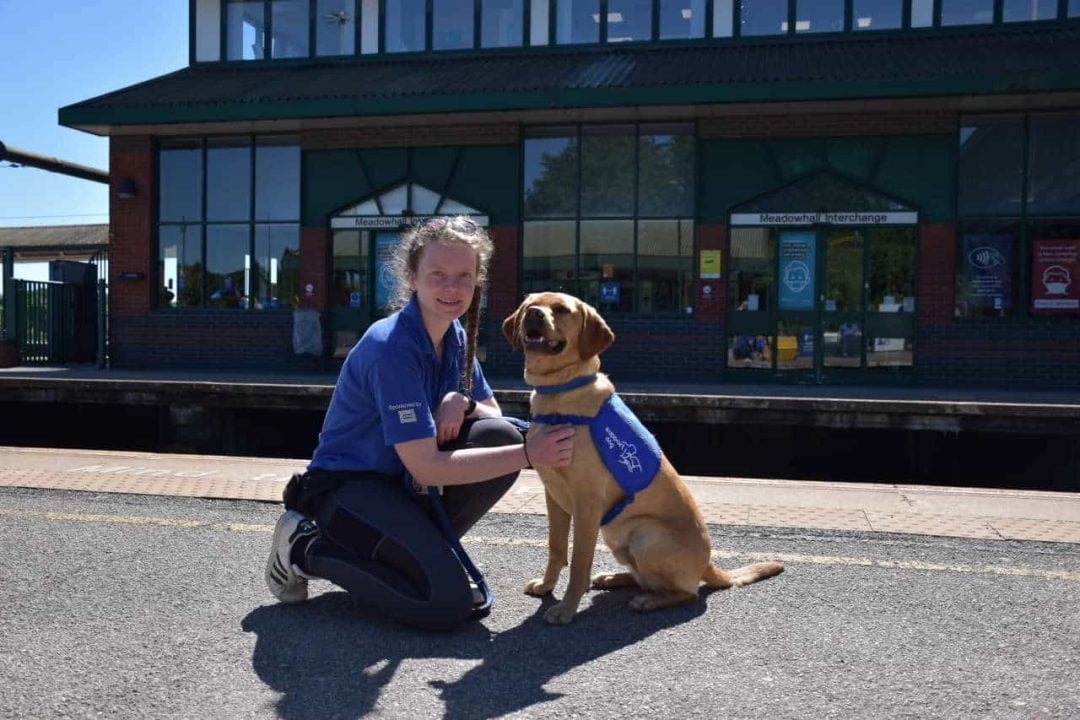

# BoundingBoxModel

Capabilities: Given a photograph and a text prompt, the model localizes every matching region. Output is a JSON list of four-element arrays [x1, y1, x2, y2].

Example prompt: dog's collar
[[530, 374, 598, 395]]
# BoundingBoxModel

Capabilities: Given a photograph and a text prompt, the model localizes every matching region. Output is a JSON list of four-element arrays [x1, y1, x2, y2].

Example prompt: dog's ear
[[578, 302, 615, 360], [502, 298, 528, 351]]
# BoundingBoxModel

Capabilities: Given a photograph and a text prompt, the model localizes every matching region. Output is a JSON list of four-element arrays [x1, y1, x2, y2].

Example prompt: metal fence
[[14, 280, 79, 364]]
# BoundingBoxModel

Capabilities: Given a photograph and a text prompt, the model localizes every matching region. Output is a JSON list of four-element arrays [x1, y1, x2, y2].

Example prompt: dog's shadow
[[242, 587, 711, 719]]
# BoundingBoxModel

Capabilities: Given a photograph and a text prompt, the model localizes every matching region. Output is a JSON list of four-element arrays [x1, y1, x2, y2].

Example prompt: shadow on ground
[[243, 588, 709, 719]]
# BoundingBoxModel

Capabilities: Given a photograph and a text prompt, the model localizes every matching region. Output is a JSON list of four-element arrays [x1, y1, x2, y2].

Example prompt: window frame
[[521, 122, 697, 315], [156, 136, 302, 311]]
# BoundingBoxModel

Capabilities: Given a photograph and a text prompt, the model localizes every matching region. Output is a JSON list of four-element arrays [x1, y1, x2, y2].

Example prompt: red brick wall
[[299, 227, 327, 310], [487, 224, 519, 322], [700, 111, 958, 139], [696, 224, 726, 322], [109, 136, 154, 317], [919, 222, 956, 325]]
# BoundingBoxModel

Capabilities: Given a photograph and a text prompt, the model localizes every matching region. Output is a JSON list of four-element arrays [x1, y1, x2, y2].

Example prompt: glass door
[[329, 230, 401, 359], [728, 224, 915, 382]]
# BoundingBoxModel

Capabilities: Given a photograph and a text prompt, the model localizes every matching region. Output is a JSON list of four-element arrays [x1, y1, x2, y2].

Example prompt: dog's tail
[[702, 561, 784, 589]]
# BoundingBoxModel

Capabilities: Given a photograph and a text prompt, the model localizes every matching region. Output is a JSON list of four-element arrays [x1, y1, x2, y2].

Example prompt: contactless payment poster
[[779, 231, 815, 311], [1031, 239, 1080, 314]]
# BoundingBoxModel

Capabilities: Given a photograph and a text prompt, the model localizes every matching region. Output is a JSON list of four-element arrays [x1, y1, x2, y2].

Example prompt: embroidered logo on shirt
[[398, 408, 417, 424], [603, 426, 642, 473]]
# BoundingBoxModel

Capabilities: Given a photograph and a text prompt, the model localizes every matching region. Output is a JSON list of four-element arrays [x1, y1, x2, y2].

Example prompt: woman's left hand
[[434, 391, 471, 445]]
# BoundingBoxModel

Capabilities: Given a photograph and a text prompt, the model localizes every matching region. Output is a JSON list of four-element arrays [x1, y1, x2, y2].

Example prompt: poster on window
[[1031, 239, 1080, 314], [374, 232, 398, 309], [960, 234, 1012, 311], [778, 231, 815, 311]]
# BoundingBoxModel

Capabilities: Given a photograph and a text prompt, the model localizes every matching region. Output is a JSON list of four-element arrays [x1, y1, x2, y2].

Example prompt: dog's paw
[[591, 572, 637, 590], [543, 602, 578, 625], [524, 578, 555, 596], [628, 593, 661, 612]]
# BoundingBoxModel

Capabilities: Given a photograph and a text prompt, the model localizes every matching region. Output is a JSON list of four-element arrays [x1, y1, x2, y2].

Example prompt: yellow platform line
[[4, 508, 1077, 584]]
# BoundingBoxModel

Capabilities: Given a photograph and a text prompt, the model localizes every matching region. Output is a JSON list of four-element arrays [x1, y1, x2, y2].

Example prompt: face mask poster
[[1031, 239, 1079, 314]]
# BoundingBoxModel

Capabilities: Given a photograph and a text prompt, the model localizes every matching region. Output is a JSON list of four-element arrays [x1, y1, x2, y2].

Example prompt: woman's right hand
[[526, 424, 575, 468]]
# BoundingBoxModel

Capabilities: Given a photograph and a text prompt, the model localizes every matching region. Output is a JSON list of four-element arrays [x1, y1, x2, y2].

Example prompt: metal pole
[[0, 141, 109, 184]]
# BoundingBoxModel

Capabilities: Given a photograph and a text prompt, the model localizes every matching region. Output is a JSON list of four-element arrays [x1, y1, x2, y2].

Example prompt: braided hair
[[387, 216, 493, 396]]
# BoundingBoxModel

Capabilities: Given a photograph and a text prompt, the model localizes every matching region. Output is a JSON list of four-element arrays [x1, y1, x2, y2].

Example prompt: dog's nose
[[525, 306, 544, 320]]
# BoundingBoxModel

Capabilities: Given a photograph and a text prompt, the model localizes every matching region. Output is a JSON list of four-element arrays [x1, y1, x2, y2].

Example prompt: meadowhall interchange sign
[[730, 212, 918, 226], [330, 214, 490, 229]]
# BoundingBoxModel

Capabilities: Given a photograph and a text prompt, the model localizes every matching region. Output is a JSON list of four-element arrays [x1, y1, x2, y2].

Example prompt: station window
[[316, 0, 357, 56], [1003, 0, 1058, 22], [795, 0, 845, 34], [740, 0, 787, 36], [852, 0, 903, 31], [659, 0, 706, 39], [481, 0, 525, 47], [157, 138, 300, 310], [522, 124, 695, 314], [556, 0, 601, 44], [940, 0, 995, 26]]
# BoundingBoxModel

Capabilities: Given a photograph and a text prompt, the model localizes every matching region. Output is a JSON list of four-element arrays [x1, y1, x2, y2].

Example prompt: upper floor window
[[853, 0, 903, 30], [941, 0, 994, 26], [201, 0, 1079, 62], [317, 0, 357, 55]]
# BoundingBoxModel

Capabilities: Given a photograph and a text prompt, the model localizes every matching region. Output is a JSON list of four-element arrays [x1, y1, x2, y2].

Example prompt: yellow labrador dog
[[504, 292, 783, 624]]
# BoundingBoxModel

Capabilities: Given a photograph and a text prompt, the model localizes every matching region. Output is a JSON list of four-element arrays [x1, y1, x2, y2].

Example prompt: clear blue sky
[[0, 0, 189, 228]]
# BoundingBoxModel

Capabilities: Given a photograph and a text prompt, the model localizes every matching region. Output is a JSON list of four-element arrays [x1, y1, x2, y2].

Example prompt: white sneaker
[[265, 510, 318, 604]]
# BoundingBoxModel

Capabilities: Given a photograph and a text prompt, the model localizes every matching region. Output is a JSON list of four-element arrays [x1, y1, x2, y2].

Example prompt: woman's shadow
[[242, 587, 710, 719]]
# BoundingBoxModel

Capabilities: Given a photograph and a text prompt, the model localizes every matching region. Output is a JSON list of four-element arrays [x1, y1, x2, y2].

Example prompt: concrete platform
[[3, 445, 1078, 544]]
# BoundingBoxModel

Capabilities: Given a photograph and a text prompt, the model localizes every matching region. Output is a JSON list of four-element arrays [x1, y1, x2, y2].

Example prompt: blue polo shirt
[[309, 295, 493, 475]]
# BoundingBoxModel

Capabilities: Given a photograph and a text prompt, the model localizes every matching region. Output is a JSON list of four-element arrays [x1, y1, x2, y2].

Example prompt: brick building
[[61, 0, 1080, 388]]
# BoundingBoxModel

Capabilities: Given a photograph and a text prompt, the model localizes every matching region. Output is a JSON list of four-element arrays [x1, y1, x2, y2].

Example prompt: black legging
[[303, 417, 522, 630]]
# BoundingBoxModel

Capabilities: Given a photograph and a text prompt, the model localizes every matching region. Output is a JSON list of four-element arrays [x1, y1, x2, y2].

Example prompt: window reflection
[[638, 220, 694, 313], [796, 0, 844, 33], [386, 0, 426, 51], [580, 220, 634, 312], [867, 336, 913, 368], [523, 220, 577, 295], [434, 0, 475, 49], [581, 126, 635, 216], [941, 0, 995, 26], [852, 0, 903, 30], [524, 131, 579, 217], [207, 143, 252, 222], [868, 227, 916, 313], [206, 225, 251, 308], [481, 0, 524, 47], [1027, 112, 1080, 216], [606, 0, 652, 42], [638, 126, 695, 217], [159, 147, 202, 223], [728, 228, 774, 312], [713, 0, 734, 36], [958, 115, 1024, 216], [271, 0, 310, 57], [556, 0, 600, 44], [317, 0, 356, 55], [256, 144, 301, 220], [158, 225, 202, 308], [226, 0, 266, 59], [910, 0, 933, 26], [1003, 0, 1058, 21], [659, 0, 705, 39], [740, 0, 787, 36], [256, 224, 300, 309]]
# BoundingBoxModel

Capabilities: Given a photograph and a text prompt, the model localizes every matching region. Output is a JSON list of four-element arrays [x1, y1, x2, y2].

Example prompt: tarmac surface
[[2, 482, 1079, 719]]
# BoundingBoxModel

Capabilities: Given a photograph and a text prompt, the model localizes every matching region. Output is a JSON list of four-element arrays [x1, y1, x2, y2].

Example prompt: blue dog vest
[[530, 379, 662, 525]]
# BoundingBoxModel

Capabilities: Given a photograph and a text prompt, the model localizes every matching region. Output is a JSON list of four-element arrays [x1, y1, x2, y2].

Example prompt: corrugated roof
[[0, 225, 109, 250], [61, 24, 1080, 126]]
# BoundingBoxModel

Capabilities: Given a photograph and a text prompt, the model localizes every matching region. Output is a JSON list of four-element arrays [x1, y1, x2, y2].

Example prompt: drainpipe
[[0, 141, 109, 184], [2, 246, 12, 341]]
